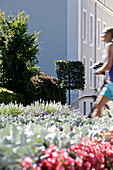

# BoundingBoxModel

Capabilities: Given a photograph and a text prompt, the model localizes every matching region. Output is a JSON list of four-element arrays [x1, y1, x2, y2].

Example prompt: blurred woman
[[92, 27, 113, 118]]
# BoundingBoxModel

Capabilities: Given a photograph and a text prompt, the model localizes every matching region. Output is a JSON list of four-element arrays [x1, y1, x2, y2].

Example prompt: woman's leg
[[92, 95, 110, 119]]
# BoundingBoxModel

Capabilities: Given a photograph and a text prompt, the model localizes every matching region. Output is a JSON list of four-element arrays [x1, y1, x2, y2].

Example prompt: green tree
[[0, 10, 40, 96], [55, 60, 85, 105]]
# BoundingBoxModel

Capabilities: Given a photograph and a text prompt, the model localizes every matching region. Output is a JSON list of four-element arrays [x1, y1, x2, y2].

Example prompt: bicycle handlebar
[[91, 62, 105, 75]]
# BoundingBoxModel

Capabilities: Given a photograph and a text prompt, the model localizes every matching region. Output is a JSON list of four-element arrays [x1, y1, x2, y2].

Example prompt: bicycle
[[70, 62, 113, 118]]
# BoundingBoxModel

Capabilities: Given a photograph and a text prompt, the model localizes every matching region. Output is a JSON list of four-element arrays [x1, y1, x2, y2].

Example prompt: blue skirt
[[99, 82, 113, 100]]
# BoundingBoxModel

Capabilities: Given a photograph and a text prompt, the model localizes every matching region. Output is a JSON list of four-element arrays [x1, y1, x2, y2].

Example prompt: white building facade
[[0, 0, 113, 112], [79, 0, 113, 114]]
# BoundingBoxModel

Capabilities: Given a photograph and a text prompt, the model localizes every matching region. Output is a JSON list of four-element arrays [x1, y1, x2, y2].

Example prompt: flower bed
[[0, 101, 113, 169], [22, 131, 113, 170]]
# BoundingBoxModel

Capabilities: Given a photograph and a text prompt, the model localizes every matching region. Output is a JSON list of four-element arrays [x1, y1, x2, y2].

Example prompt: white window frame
[[97, 75, 100, 88], [89, 13, 94, 45], [97, 18, 101, 49], [89, 59, 93, 86], [96, 60, 100, 88], [82, 9, 87, 42], [103, 22, 106, 50], [83, 55, 87, 85], [104, 0, 106, 5]]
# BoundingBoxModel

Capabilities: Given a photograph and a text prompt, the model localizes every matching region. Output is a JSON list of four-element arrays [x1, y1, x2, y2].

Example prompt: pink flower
[[59, 149, 74, 170], [75, 157, 83, 167], [100, 164, 105, 169], [22, 130, 113, 169], [52, 151, 59, 158], [41, 146, 74, 170], [32, 165, 42, 170], [22, 156, 32, 169], [83, 161, 91, 170], [44, 144, 57, 157]]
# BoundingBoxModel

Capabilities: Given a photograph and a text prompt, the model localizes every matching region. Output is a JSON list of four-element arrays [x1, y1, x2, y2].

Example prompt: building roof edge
[[96, 0, 113, 16]]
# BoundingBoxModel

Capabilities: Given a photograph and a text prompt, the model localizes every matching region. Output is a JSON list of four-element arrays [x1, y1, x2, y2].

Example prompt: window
[[83, 55, 87, 84], [83, 102, 86, 115], [97, 18, 101, 47], [97, 74, 99, 88], [103, 22, 106, 49], [89, 14, 94, 43], [83, 9, 87, 41], [89, 60, 93, 86], [90, 102, 93, 112]]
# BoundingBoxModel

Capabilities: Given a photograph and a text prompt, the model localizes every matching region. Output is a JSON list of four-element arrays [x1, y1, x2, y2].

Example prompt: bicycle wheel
[[70, 95, 112, 117], [71, 95, 97, 110]]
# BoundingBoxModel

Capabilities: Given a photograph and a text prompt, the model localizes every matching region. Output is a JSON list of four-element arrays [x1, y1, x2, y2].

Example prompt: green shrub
[[29, 74, 66, 104], [55, 60, 85, 90], [0, 87, 26, 105], [55, 60, 85, 104]]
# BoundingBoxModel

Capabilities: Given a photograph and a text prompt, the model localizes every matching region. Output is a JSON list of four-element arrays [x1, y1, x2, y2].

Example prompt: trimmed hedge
[[55, 60, 85, 90], [0, 87, 26, 105], [29, 74, 66, 104]]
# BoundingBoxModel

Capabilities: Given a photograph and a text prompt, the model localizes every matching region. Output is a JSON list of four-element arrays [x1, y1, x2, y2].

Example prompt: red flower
[[22, 156, 32, 169], [74, 157, 83, 167], [83, 161, 91, 170], [40, 145, 74, 170], [44, 144, 57, 157], [33, 165, 42, 170], [22, 130, 113, 169]]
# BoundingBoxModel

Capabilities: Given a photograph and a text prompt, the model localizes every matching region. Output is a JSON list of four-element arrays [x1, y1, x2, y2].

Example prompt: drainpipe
[[94, 1, 97, 92]]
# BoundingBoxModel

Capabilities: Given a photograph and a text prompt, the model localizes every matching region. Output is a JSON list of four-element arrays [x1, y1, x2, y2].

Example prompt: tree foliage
[[0, 10, 40, 94], [55, 60, 85, 91]]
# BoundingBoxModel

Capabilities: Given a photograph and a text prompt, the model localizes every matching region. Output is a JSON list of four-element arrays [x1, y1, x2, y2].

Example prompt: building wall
[[78, 0, 96, 114], [67, 0, 78, 61], [104, 1, 113, 11], [78, 0, 113, 114], [67, 0, 79, 105], [81, 0, 95, 94]]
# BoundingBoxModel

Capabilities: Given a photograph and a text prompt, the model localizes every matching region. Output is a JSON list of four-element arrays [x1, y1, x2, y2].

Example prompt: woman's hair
[[103, 27, 113, 38]]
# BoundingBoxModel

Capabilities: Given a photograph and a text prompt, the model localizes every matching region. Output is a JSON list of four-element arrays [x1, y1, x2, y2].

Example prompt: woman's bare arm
[[95, 43, 113, 74]]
